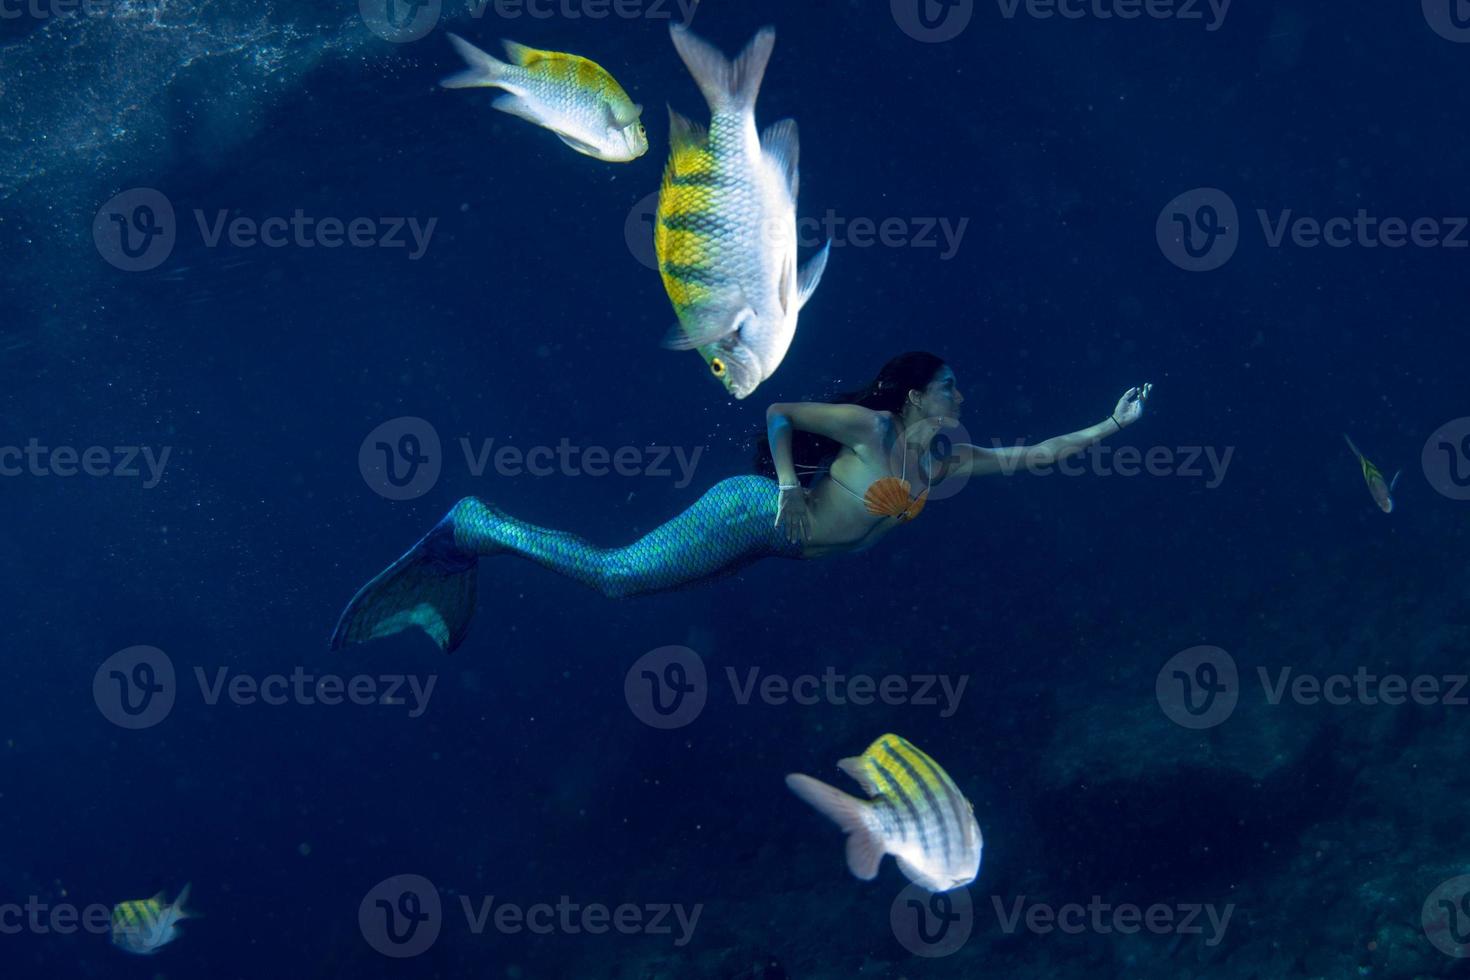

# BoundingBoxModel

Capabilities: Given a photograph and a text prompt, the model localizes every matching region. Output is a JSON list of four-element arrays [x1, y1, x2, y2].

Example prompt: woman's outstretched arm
[[952, 383, 1152, 477]]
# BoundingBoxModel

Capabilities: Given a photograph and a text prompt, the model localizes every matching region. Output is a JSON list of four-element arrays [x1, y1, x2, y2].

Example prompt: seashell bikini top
[[824, 446, 933, 523]]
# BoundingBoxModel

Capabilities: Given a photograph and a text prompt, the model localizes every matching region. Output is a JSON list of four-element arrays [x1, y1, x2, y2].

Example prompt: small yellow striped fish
[[787, 734, 982, 893], [441, 35, 648, 163], [1344, 433, 1401, 514], [111, 883, 192, 955], [656, 24, 830, 399]]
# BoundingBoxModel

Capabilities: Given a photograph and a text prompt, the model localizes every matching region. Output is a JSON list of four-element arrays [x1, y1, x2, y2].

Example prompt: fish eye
[[710, 358, 726, 377], [637, 123, 646, 137]]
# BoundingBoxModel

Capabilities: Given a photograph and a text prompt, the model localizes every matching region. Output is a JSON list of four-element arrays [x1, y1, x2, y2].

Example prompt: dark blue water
[[3, 0, 1469, 976]]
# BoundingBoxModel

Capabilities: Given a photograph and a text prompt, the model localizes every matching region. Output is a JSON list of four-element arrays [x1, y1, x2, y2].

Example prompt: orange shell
[[864, 477, 928, 521]]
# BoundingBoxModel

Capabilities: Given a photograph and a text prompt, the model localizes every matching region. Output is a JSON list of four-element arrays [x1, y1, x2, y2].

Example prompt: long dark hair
[[753, 352, 947, 477]]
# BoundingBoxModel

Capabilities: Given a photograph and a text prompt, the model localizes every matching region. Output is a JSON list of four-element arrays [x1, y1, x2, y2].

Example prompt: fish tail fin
[[441, 33, 513, 90], [1342, 432, 1362, 459], [330, 508, 483, 653], [669, 23, 775, 114], [785, 773, 886, 880], [171, 883, 194, 921]]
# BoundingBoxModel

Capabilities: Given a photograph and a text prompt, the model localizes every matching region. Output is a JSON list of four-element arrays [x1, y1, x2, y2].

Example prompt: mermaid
[[330, 352, 1151, 652]]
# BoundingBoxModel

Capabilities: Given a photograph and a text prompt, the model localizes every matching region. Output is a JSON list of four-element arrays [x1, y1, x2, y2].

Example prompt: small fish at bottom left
[[111, 883, 193, 955]]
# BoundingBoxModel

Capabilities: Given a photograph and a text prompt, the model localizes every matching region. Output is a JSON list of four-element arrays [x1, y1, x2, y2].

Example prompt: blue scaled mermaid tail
[[330, 475, 803, 652]]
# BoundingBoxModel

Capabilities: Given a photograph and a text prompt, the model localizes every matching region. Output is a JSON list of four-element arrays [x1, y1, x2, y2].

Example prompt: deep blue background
[[1, 0, 1467, 976]]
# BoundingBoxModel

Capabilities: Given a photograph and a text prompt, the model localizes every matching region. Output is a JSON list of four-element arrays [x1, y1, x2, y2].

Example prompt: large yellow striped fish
[[441, 35, 648, 163], [656, 24, 830, 399], [786, 734, 982, 893]]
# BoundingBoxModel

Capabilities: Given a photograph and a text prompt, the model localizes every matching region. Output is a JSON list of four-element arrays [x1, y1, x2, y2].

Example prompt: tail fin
[[785, 773, 886, 880], [441, 33, 511, 90], [669, 24, 775, 114], [1342, 432, 1362, 459], [171, 883, 194, 922], [331, 515, 479, 653]]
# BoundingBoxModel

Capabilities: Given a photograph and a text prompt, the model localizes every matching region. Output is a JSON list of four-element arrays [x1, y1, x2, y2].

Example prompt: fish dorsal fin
[[500, 39, 561, 67], [838, 755, 882, 797], [667, 106, 708, 151], [761, 118, 800, 198]]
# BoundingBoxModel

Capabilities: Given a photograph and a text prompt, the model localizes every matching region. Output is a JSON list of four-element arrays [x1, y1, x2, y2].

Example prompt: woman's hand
[[774, 485, 811, 545], [1111, 383, 1153, 429]]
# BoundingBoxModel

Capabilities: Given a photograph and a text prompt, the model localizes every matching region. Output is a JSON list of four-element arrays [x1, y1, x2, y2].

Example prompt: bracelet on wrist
[[777, 483, 801, 492], [1109, 414, 1122, 432]]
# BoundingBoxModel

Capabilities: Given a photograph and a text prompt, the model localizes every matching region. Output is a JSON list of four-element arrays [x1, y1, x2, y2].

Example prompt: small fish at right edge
[[786, 733, 982, 893], [1343, 433, 1401, 513]]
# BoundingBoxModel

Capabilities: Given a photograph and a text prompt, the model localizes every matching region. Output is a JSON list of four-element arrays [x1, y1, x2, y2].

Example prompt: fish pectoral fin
[[1390, 469, 1402, 492], [608, 101, 643, 129], [761, 118, 800, 198], [490, 93, 544, 126], [662, 304, 749, 351], [553, 132, 604, 158], [796, 241, 831, 312]]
